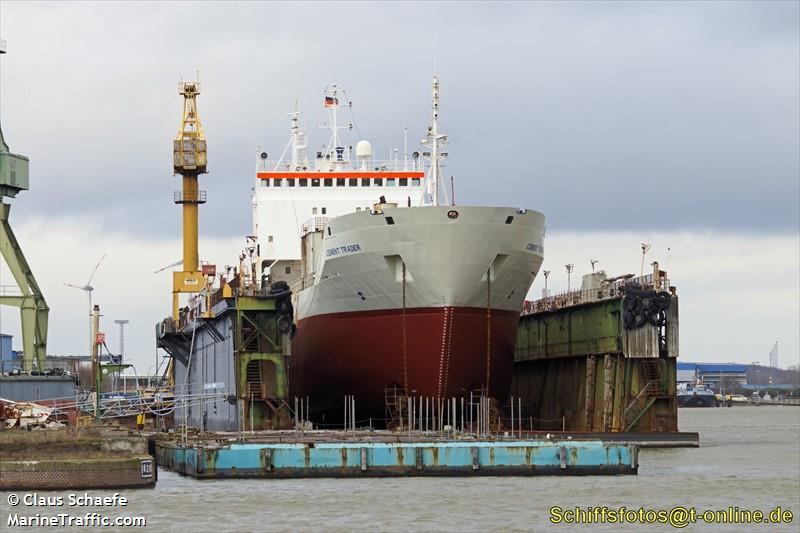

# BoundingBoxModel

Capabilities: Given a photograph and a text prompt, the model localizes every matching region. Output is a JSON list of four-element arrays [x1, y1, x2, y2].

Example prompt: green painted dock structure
[[514, 268, 679, 433]]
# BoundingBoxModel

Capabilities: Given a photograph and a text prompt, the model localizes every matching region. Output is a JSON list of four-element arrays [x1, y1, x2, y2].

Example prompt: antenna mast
[[289, 101, 308, 170], [421, 76, 448, 206], [321, 84, 351, 170]]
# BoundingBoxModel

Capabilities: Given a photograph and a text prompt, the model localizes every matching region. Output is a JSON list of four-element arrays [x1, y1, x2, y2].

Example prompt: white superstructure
[[252, 83, 430, 285]]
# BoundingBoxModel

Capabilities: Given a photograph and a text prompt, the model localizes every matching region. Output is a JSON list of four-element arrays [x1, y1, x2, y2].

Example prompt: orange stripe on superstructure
[[256, 171, 425, 180]]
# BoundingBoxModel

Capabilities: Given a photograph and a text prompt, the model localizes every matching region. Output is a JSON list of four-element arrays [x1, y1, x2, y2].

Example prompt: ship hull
[[289, 205, 545, 425], [291, 306, 519, 425], [677, 393, 716, 408]]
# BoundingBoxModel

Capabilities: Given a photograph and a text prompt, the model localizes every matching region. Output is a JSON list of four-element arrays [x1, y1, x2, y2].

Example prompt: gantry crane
[[0, 39, 49, 371]]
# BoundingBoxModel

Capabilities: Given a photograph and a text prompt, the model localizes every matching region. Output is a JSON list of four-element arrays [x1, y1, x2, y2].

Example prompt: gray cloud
[[0, 0, 797, 238]]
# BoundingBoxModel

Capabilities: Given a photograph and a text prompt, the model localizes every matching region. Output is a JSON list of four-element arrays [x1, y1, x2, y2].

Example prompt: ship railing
[[522, 287, 619, 315], [301, 216, 329, 236], [522, 275, 672, 315], [257, 159, 425, 173], [613, 273, 670, 292]]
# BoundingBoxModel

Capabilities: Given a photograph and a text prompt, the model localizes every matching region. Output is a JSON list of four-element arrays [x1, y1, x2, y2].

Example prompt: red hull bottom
[[291, 306, 517, 425]]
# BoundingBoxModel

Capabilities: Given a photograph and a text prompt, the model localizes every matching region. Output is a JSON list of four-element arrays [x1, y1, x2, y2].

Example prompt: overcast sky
[[0, 1, 798, 373]]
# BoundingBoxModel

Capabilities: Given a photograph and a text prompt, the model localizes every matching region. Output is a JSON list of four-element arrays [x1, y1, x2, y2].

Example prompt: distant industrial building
[[677, 362, 748, 390]]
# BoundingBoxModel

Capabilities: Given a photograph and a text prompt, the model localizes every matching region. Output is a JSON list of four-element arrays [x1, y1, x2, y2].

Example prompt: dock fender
[[276, 297, 293, 316], [655, 291, 672, 310], [277, 315, 292, 334], [195, 447, 204, 474], [622, 310, 634, 329]]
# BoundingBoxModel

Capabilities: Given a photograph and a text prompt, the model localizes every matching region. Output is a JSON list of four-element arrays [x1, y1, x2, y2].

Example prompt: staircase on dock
[[623, 359, 664, 431]]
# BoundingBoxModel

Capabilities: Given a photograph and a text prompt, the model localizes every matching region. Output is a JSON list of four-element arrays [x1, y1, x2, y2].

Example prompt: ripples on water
[[3, 407, 799, 532]]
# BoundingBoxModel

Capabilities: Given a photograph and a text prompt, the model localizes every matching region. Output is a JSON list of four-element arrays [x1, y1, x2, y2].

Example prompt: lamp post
[[543, 270, 550, 298], [114, 319, 129, 361], [640, 243, 651, 278], [754, 361, 760, 390], [565, 264, 574, 292]]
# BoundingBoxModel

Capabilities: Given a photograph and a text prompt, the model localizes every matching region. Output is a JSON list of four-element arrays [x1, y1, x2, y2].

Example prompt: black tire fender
[[277, 314, 292, 334], [623, 310, 634, 329], [276, 297, 293, 316]]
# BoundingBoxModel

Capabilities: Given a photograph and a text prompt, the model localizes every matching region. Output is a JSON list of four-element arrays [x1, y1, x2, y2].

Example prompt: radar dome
[[356, 140, 373, 159]]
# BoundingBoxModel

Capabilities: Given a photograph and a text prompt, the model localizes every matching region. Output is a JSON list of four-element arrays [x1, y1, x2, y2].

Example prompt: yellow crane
[[171, 80, 208, 321]]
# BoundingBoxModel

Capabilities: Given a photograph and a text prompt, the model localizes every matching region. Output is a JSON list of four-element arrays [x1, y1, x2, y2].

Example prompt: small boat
[[677, 380, 716, 408]]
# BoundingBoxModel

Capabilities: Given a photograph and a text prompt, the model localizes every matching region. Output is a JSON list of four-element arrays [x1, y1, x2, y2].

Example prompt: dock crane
[[0, 39, 49, 372], [171, 80, 208, 321]]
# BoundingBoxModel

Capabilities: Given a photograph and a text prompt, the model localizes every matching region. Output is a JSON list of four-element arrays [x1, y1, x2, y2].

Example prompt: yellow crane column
[[172, 81, 207, 321], [182, 174, 200, 272]]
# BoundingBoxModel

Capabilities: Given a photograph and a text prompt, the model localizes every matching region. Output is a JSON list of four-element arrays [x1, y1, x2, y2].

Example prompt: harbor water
[[3, 406, 798, 532]]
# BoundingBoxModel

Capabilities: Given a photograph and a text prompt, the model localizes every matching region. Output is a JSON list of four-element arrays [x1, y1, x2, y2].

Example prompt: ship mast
[[421, 76, 448, 206], [289, 102, 308, 171], [321, 84, 351, 170]]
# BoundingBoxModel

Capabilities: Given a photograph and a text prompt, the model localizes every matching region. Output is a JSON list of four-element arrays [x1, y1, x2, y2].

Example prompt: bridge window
[[261, 180, 270, 187], [412, 178, 421, 186], [361, 178, 370, 186], [312, 178, 320, 187], [321, 207, 327, 214], [349, 178, 358, 187], [324, 178, 333, 187], [336, 178, 345, 186], [387, 178, 396, 186], [374, 179, 382, 187], [399, 178, 408, 186], [299, 179, 308, 187], [287, 179, 295, 187]]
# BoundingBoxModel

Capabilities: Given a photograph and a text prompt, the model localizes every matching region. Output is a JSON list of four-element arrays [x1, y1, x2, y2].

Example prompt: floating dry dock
[[155, 433, 637, 478]]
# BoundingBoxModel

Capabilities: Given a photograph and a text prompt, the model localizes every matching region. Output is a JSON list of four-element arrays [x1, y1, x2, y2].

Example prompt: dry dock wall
[[159, 296, 290, 432], [171, 310, 240, 432], [513, 295, 678, 433]]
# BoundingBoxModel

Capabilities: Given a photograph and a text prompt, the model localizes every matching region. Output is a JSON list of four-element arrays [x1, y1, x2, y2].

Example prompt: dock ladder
[[623, 359, 664, 431]]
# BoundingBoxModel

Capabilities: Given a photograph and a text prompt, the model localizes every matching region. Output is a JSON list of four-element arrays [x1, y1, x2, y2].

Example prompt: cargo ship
[[252, 78, 545, 423]]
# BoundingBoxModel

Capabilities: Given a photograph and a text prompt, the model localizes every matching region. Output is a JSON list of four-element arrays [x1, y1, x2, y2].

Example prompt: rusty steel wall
[[513, 291, 679, 433], [512, 356, 677, 433]]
